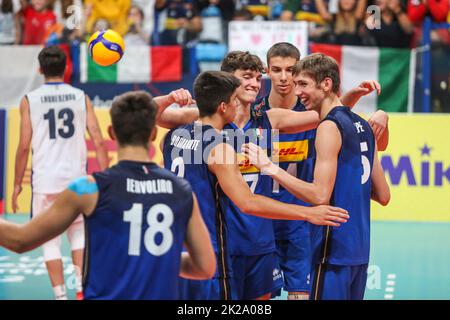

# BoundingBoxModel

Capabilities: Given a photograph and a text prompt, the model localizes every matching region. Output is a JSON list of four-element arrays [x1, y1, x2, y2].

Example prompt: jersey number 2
[[123, 203, 174, 257], [43, 108, 75, 139]]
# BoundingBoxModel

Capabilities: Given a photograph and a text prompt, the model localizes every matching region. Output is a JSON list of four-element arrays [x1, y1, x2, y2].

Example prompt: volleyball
[[87, 29, 125, 67]]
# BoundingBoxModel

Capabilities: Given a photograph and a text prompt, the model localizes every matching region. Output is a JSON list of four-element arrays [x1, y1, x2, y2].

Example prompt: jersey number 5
[[123, 203, 174, 257], [361, 142, 371, 184], [43, 108, 75, 139]]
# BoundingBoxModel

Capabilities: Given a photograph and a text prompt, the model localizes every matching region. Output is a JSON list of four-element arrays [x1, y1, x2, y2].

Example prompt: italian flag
[[311, 44, 416, 113], [80, 44, 182, 83]]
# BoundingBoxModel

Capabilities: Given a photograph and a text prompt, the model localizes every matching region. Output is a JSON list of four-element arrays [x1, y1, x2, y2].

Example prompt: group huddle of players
[[0, 42, 390, 300]]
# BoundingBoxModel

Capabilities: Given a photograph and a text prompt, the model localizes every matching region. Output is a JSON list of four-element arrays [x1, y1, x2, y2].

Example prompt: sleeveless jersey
[[311, 107, 375, 266], [224, 106, 275, 256], [256, 96, 316, 240], [163, 123, 233, 282], [83, 161, 193, 299], [27, 82, 87, 194]]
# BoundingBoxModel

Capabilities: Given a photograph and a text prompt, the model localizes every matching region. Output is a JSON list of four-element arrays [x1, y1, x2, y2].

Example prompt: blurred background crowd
[[0, 0, 448, 48]]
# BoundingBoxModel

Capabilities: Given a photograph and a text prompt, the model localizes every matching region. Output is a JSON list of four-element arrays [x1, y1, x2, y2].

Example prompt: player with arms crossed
[[162, 71, 349, 300], [12, 45, 109, 300], [243, 53, 391, 300], [1, 91, 216, 299]]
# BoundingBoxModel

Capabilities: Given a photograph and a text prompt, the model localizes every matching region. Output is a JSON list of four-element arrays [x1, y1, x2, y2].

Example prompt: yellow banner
[[371, 114, 450, 222], [5, 108, 167, 214]]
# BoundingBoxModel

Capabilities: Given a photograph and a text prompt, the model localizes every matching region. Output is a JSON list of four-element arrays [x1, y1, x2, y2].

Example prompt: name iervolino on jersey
[[126, 178, 174, 195]]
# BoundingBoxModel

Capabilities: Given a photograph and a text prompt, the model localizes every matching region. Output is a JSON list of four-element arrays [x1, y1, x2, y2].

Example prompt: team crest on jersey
[[272, 268, 282, 282], [354, 121, 365, 133]]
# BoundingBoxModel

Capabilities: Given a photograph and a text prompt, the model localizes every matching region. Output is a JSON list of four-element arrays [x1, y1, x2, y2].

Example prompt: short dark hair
[[194, 71, 241, 117], [110, 91, 158, 147], [293, 53, 340, 93], [266, 42, 300, 65], [38, 46, 66, 78], [220, 51, 264, 74]]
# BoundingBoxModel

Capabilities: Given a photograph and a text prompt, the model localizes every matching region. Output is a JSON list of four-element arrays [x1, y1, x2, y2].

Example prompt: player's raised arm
[[266, 108, 321, 133], [86, 96, 109, 170], [158, 108, 200, 129], [340, 80, 382, 108], [12, 96, 32, 213], [209, 142, 348, 226], [0, 176, 98, 254], [370, 145, 391, 206], [243, 120, 341, 205], [180, 194, 216, 280], [154, 88, 200, 129]]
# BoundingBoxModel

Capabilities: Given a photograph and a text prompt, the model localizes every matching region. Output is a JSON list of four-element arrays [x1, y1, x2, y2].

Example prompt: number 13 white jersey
[[27, 83, 88, 194]]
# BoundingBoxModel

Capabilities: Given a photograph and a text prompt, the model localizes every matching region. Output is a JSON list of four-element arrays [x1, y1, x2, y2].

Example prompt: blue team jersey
[[257, 96, 316, 240], [83, 161, 193, 300], [163, 123, 233, 281], [224, 106, 275, 256], [311, 107, 375, 266]]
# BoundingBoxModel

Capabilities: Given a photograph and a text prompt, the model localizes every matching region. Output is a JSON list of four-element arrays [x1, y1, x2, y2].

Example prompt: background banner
[[372, 114, 450, 222]]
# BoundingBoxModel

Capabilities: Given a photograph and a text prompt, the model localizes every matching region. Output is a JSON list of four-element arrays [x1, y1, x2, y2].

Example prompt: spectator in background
[[124, 5, 149, 45], [158, 0, 202, 46], [194, 0, 234, 44], [407, 0, 449, 23], [407, 0, 450, 46], [232, 7, 253, 20], [0, 0, 21, 44], [84, 0, 131, 35], [235, 0, 279, 20], [280, 0, 326, 23], [17, 0, 57, 44], [132, 0, 156, 39], [320, 0, 368, 45], [45, 0, 83, 44], [366, 0, 414, 48]]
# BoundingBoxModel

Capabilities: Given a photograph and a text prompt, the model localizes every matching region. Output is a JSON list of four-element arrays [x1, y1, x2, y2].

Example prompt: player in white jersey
[[12, 46, 109, 300]]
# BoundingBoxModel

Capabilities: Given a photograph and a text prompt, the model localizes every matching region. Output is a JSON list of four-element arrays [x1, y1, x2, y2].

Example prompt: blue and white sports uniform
[[257, 96, 315, 294], [163, 123, 235, 300], [224, 106, 283, 299], [310, 107, 375, 300], [82, 161, 193, 300]]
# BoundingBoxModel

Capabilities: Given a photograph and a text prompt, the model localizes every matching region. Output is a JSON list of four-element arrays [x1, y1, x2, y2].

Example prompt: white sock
[[53, 285, 67, 300], [75, 274, 83, 293]]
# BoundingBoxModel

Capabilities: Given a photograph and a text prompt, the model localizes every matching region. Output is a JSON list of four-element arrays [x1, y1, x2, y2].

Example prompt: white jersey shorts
[[32, 193, 85, 261]]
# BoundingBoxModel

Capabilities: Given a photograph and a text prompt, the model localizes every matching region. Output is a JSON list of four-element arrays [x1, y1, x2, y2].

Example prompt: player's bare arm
[[12, 96, 32, 213], [180, 193, 216, 280], [243, 120, 342, 205], [1, 176, 98, 253], [266, 108, 321, 133], [154, 89, 199, 128], [158, 108, 200, 129], [370, 146, 391, 206], [340, 80, 382, 108], [208, 142, 348, 226], [86, 96, 109, 170]]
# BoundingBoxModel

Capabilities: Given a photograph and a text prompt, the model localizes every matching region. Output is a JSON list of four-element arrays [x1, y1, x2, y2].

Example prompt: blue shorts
[[179, 277, 237, 300], [275, 236, 311, 293], [231, 252, 283, 300], [310, 263, 368, 300]]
